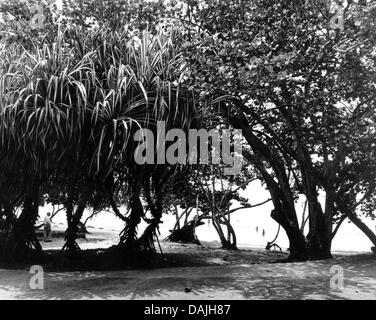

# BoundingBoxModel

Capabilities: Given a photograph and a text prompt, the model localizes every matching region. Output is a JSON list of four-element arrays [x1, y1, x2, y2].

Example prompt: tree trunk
[[346, 211, 376, 250], [137, 173, 164, 253], [212, 217, 229, 248], [10, 178, 42, 262], [271, 208, 308, 261], [174, 205, 180, 230], [230, 114, 308, 260], [219, 215, 237, 250], [119, 176, 143, 252], [301, 167, 332, 260], [64, 189, 89, 253], [64, 209, 85, 253], [306, 200, 332, 260]]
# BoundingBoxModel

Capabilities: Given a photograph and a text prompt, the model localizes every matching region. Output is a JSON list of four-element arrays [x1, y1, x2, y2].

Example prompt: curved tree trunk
[[331, 216, 346, 240], [119, 192, 142, 251], [346, 211, 376, 251], [119, 171, 144, 253], [271, 208, 307, 261], [212, 217, 227, 247], [266, 224, 281, 250], [63, 189, 89, 254], [137, 180, 163, 253], [219, 215, 237, 250], [171, 208, 193, 232], [238, 124, 309, 261]]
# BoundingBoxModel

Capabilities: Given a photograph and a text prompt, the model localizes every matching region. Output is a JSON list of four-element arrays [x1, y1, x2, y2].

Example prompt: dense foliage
[[0, 0, 375, 263]]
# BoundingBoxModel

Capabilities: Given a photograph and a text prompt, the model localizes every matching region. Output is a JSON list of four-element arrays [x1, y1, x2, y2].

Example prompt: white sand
[[0, 253, 375, 300]]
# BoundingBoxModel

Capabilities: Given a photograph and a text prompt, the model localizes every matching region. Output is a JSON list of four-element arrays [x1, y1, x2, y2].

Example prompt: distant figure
[[43, 212, 52, 242], [262, 229, 265, 237], [256, 226, 259, 233]]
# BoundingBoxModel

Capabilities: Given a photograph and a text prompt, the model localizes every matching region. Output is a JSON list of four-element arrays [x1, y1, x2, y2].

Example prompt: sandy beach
[[0, 226, 375, 300]]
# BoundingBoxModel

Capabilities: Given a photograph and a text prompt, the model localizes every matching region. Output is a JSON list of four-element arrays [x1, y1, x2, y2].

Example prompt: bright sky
[[56, 0, 62, 10]]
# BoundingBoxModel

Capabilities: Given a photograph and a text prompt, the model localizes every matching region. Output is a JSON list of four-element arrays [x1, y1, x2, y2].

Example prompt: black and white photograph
[[0, 0, 375, 304]]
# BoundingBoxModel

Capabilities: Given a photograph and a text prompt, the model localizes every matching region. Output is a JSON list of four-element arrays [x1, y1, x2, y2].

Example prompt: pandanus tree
[[73, 27, 197, 253], [0, 25, 197, 259], [0, 29, 98, 258], [0, 44, 46, 260]]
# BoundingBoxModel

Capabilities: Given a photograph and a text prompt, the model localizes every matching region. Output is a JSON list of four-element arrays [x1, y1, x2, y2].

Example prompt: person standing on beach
[[43, 212, 52, 242]]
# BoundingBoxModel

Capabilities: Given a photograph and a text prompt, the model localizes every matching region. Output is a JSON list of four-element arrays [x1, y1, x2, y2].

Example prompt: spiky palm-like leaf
[[0, 26, 197, 255]]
